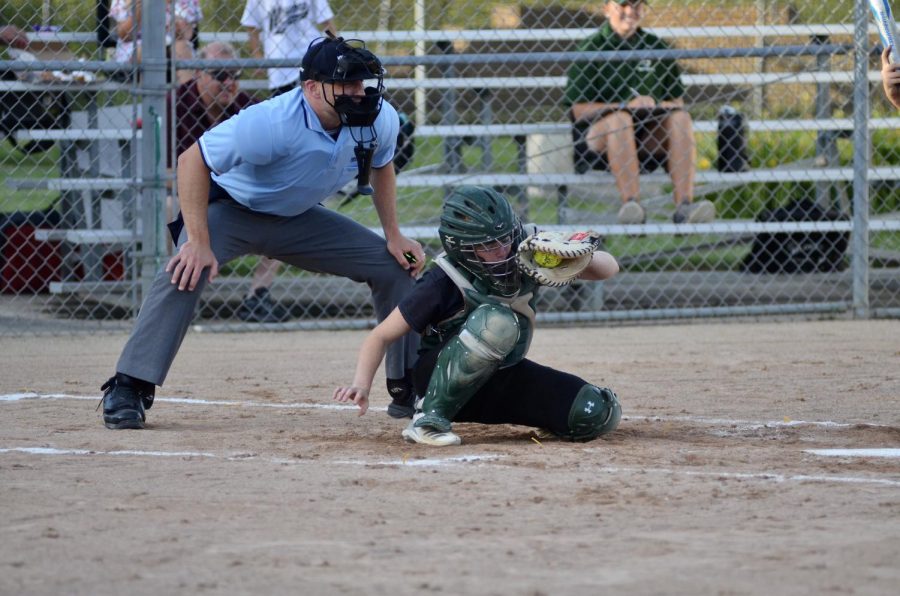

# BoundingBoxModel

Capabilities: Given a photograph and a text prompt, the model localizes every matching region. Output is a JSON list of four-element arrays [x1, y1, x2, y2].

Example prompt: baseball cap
[[300, 37, 383, 83], [610, 0, 647, 5]]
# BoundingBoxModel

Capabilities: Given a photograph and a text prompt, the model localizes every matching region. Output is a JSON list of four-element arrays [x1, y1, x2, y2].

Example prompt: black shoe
[[98, 376, 154, 430], [237, 287, 290, 323], [387, 397, 416, 419], [386, 376, 416, 419]]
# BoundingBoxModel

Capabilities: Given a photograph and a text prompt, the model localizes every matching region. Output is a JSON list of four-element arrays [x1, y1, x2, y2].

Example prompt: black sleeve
[[398, 268, 464, 334]]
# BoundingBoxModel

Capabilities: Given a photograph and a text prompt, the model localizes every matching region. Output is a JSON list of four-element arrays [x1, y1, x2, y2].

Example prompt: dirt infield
[[2, 319, 899, 595]]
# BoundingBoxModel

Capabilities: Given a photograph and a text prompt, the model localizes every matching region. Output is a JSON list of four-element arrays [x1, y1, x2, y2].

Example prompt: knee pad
[[565, 384, 622, 442], [459, 303, 520, 362]]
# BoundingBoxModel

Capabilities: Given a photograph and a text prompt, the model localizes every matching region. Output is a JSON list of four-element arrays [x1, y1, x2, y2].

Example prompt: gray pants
[[117, 199, 418, 386]]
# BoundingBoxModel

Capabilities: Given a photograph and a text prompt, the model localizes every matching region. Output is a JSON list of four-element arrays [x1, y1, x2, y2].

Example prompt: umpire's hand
[[166, 240, 219, 291], [387, 235, 426, 277]]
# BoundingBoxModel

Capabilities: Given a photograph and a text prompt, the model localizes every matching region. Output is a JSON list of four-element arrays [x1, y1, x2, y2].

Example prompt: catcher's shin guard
[[562, 384, 622, 441], [416, 303, 520, 432]]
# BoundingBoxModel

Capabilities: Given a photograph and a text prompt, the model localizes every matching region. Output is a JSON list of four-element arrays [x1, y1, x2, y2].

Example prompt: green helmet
[[439, 186, 524, 297]]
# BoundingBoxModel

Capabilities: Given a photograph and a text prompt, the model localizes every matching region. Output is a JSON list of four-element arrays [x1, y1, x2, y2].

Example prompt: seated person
[[0, 25, 28, 49], [334, 186, 622, 446], [563, 0, 715, 225], [881, 46, 900, 110], [168, 41, 290, 322]]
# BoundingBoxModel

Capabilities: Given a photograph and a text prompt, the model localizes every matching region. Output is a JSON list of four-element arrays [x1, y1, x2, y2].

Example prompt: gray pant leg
[[116, 202, 258, 385], [265, 205, 419, 380]]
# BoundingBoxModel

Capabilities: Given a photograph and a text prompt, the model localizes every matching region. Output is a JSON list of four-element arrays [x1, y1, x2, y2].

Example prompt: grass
[[0, 139, 61, 213]]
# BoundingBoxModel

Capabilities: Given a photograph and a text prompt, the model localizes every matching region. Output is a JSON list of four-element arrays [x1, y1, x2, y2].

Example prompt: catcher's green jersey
[[423, 255, 539, 367]]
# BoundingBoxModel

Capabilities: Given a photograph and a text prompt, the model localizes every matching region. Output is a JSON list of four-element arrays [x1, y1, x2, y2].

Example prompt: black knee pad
[[564, 384, 622, 441]]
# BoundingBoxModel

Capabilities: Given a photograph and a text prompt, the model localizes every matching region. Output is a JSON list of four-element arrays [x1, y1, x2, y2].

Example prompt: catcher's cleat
[[401, 418, 461, 446], [98, 376, 153, 430]]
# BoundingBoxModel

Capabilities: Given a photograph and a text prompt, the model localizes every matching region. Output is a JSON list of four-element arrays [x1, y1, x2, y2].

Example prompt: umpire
[[99, 35, 425, 429]]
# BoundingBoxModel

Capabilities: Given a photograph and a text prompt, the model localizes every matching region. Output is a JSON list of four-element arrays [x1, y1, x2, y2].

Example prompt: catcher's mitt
[[517, 231, 602, 286]]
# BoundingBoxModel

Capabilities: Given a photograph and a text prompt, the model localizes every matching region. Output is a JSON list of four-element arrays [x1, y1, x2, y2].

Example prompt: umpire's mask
[[301, 35, 385, 129]]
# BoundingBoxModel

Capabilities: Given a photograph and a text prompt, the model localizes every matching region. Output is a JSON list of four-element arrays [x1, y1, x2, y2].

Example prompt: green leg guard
[[416, 303, 520, 432], [562, 384, 622, 442]]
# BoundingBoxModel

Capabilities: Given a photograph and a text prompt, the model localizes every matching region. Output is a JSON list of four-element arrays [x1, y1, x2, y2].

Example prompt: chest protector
[[425, 255, 538, 367]]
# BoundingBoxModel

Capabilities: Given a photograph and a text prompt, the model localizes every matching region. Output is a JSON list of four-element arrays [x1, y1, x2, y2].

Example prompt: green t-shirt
[[563, 22, 685, 108]]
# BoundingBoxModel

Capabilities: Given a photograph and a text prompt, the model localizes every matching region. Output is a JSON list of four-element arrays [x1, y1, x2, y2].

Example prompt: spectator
[[881, 47, 900, 110], [168, 41, 287, 321], [98, 36, 424, 430], [241, 0, 337, 96], [564, 0, 715, 224], [238, 1, 338, 316], [110, 0, 200, 85], [0, 25, 29, 49]]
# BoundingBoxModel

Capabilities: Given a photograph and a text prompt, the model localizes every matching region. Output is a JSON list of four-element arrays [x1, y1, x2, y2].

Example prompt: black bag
[[741, 199, 849, 274], [716, 106, 748, 173], [393, 111, 416, 172]]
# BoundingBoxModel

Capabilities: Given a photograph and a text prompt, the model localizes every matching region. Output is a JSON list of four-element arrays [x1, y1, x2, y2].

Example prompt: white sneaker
[[401, 420, 462, 446], [673, 199, 716, 224], [617, 199, 646, 224]]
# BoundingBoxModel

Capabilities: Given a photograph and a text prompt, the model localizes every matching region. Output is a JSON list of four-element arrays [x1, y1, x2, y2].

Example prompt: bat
[[869, 0, 900, 63]]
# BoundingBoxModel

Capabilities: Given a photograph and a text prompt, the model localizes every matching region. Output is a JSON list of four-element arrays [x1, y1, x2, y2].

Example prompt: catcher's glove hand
[[517, 230, 602, 287]]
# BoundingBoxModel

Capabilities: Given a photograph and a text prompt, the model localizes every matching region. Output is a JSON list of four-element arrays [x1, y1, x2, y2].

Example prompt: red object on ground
[[0, 224, 64, 293]]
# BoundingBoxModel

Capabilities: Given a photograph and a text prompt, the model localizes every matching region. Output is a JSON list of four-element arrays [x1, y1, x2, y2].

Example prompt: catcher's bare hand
[[165, 240, 218, 291], [333, 385, 369, 416], [387, 235, 426, 277]]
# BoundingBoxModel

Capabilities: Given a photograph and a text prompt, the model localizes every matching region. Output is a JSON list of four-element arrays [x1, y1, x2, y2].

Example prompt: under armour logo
[[584, 400, 595, 414]]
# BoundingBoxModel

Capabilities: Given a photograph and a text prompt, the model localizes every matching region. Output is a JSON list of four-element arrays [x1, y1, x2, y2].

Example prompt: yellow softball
[[534, 251, 563, 268]]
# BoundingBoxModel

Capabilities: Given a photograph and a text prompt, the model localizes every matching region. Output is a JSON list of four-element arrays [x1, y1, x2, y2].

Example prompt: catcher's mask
[[439, 186, 524, 297], [301, 35, 385, 129]]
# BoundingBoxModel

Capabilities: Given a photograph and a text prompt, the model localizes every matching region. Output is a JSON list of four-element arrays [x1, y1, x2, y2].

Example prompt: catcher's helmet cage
[[439, 186, 525, 297], [301, 35, 385, 128]]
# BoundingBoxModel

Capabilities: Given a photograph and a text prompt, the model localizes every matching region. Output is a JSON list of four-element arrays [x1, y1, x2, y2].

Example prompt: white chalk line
[[806, 448, 900, 458], [1, 445, 897, 487], [0, 446, 500, 468], [588, 465, 900, 488], [1, 392, 889, 430], [0, 446, 217, 458]]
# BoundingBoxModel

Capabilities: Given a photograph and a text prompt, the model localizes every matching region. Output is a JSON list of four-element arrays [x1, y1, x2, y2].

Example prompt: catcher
[[334, 185, 622, 446]]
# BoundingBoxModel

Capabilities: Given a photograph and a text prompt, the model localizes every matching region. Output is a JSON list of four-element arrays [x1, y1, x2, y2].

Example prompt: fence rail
[[1, 2, 898, 334]]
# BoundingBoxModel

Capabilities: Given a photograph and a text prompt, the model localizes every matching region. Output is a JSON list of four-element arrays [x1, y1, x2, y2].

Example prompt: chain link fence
[[1, 0, 899, 335]]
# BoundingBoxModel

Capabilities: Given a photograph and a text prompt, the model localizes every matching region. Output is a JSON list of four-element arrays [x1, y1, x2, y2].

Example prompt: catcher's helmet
[[301, 35, 384, 128], [439, 186, 524, 297]]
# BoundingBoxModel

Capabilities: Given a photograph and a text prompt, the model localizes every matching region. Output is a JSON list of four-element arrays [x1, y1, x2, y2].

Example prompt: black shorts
[[572, 106, 677, 174], [413, 344, 588, 436]]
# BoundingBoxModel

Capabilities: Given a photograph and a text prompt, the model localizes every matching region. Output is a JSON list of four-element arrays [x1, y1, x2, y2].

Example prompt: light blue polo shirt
[[198, 87, 399, 216]]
